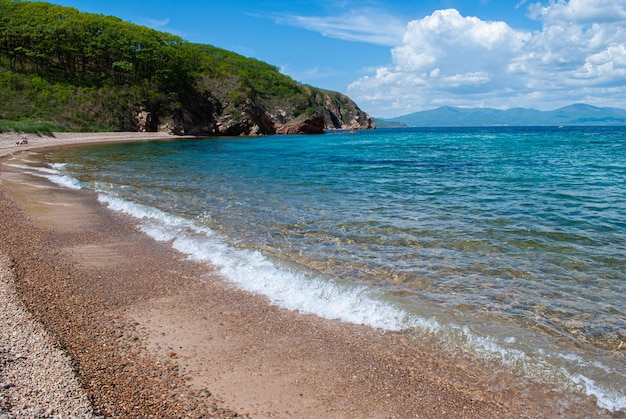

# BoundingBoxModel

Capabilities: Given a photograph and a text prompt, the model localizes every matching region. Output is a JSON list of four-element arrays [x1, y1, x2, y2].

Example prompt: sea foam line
[[97, 193, 431, 332], [96, 191, 625, 413], [564, 371, 626, 412], [7, 163, 83, 189], [9, 160, 626, 413]]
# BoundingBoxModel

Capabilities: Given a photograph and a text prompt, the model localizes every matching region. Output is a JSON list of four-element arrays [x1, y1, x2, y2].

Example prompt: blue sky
[[50, 0, 626, 118]]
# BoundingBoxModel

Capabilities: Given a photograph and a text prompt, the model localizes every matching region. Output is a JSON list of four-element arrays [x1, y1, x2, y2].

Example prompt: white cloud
[[347, 1, 626, 117], [271, 10, 405, 46], [580, 44, 626, 81], [528, 0, 626, 23], [141, 17, 170, 29]]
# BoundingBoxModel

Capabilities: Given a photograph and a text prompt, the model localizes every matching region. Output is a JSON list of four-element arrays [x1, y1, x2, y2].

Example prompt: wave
[[27, 158, 625, 413], [7, 163, 82, 189], [97, 192, 429, 332], [94, 191, 625, 413]]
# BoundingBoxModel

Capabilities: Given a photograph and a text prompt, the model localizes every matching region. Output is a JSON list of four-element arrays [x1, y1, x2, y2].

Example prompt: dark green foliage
[[0, 0, 368, 133], [190, 42, 314, 116], [0, 0, 190, 87], [0, 0, 199, 131], [0, 68, 152, 131], [0, 118, 58, 134]]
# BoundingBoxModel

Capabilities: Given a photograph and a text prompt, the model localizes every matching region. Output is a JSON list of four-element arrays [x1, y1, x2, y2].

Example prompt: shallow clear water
[[30, 126, 626, 411]]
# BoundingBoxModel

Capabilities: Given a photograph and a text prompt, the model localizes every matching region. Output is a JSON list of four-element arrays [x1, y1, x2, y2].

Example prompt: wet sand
[[0, 132, 618, 417]]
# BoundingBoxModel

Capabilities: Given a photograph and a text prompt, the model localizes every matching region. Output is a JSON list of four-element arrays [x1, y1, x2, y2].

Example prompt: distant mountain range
[[379, 104, 626, 127]]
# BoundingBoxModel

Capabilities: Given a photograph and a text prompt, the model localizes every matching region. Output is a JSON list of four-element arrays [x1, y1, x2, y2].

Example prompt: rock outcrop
[[275, 112, 325, 135], [163, 78, 375, 136], [136, 108, 152, 132], [315, 89, 376, 130]]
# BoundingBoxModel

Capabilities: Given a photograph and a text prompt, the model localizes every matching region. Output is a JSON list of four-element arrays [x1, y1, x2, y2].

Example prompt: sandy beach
[[0, 132, 618, 418]]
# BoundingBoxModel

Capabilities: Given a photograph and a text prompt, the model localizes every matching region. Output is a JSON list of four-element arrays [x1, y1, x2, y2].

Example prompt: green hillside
[[0, 0, 373, 134]]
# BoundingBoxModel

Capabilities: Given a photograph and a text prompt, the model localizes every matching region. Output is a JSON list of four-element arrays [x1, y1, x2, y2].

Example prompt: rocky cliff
[[147, 81, 375, 136]]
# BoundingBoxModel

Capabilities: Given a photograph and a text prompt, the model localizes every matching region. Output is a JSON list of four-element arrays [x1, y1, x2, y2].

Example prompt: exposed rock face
[[243, 99, 277, 134], [212, 98, 278, 136], [275, 112, 325, 135], [157, 80, 374, 136], [136, 109, 152, 132], [318, 90, 376, 130]]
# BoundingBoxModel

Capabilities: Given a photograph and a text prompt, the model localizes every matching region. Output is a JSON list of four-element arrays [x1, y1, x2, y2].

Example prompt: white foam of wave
[[50, 162, 68, 170], [98, 193, 435, 332], [44, 174, 82, 190], [564, 371, 626, 412], [457, 325, 625, 413], [97, 191, 625, 413], [6, 163, 83, 189], [460, 325, 530, 367]]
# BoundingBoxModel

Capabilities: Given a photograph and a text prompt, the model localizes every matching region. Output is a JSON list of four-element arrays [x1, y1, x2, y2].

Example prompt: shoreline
[[0, 132, 618, 417], [1, 131, 199, 158]]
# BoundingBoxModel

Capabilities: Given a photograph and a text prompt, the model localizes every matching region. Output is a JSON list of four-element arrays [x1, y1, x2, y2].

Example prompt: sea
[[15, 126, 626, 412]]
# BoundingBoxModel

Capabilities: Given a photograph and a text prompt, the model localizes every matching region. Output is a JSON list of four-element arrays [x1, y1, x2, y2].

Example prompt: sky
[[49, 0, 626, 118]]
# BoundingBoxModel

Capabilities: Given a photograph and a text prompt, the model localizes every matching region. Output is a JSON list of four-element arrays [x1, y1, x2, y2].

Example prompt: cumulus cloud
[[528, 0, 626, 23], [347, 0, 626, 117]]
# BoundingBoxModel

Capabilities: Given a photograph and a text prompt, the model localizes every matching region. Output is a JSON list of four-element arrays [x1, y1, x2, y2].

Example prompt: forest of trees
[[0, 0, 192, 87], [0, 0, 365, 133]]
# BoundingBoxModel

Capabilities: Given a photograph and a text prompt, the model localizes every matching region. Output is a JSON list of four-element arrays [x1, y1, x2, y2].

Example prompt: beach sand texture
[[0, 133, 615, 417]]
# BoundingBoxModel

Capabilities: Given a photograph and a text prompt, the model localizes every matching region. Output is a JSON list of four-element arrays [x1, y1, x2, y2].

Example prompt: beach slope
[[0, 132, 615, 417]]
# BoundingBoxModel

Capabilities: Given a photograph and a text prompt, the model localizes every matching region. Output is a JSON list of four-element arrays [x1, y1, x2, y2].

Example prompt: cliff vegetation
[[0, 0, 374, 135]]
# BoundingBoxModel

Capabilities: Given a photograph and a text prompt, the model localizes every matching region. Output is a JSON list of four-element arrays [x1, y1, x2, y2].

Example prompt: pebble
[[0, 253, 94, 418]]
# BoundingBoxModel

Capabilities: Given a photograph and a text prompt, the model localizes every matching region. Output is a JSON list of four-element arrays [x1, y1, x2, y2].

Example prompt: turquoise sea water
[[24, 126, 626, 411]]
